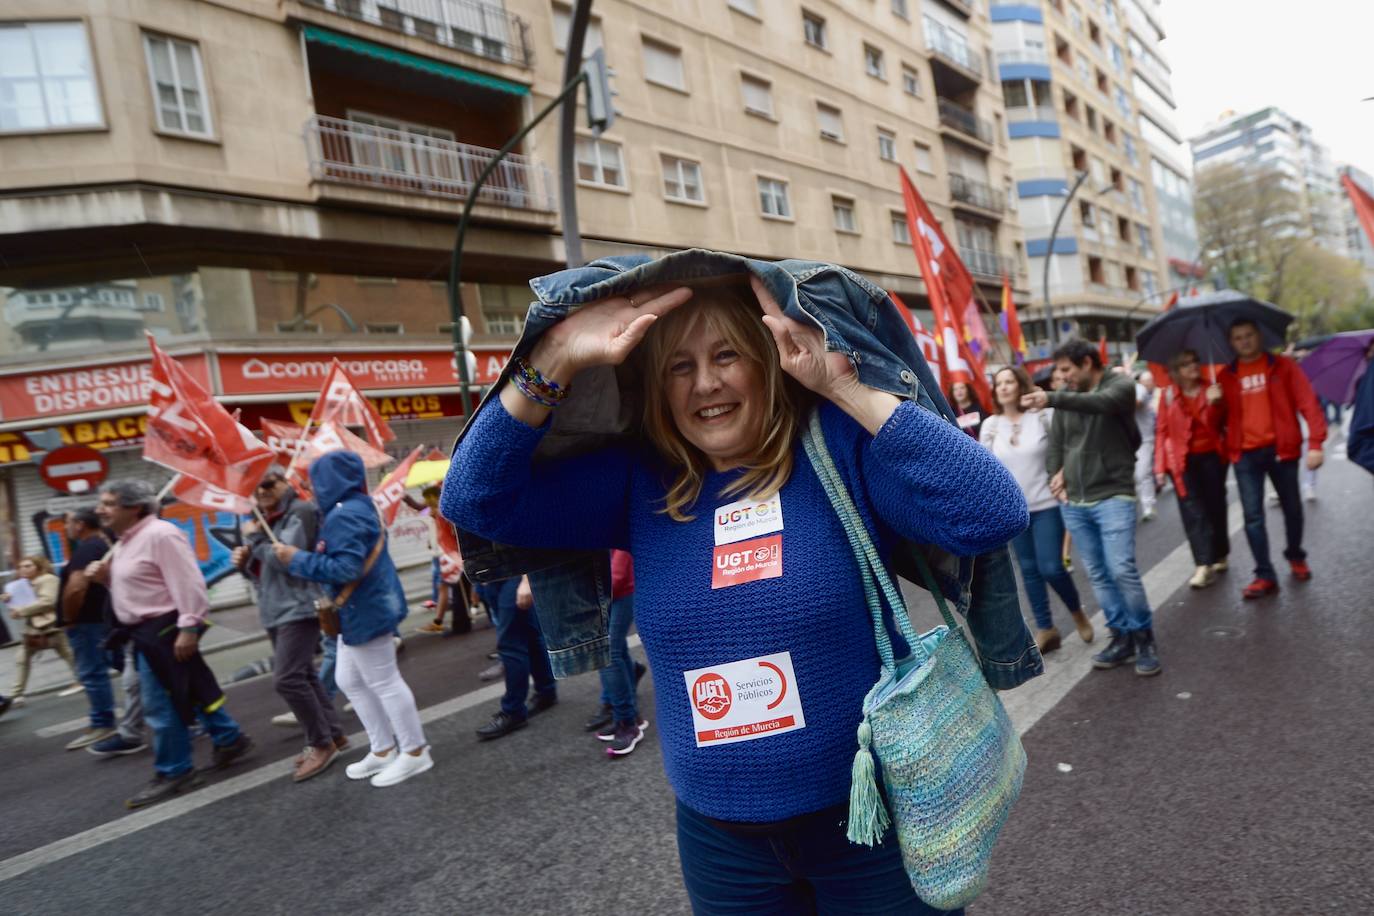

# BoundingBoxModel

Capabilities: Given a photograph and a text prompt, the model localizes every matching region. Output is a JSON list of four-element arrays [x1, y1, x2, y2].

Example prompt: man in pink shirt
[[87, 480, 253, 809]]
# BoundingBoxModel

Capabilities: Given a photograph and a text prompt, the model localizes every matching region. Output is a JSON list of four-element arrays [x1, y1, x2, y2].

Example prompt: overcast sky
[[1162, 0, 1374, 172]]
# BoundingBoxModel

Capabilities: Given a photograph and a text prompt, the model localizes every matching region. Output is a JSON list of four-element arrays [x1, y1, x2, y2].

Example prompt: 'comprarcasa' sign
[[238, 356, 429, 385]]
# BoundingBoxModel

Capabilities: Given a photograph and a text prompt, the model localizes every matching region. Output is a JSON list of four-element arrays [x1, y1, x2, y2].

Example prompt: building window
[[1142, 269, 1157, 299], [551, 3, 604, 54], [641, 38, 685, 91], [832, 196, 857, 233], [1137, 223, 1153, 256], [803, 10, 827, 49], [478, 285, 529, 335], [141, 292, 165, 312], [1124, 133, 1138, 166], [0, 21, 103, 132], [864, 44, 885, 79], [1079, 200, 1095, 228], [901, 64, 921, 97], [661, 154, 704, 203], [892, 0, 911, 19], [817, 102, 844, 142], [913, 141, 934, 174], [1129, 177, 1144, 210], [757, 176, 791, 218], [727, 0, 759, 15], [143, 33, 211, 137], [891, 211, 911, 244], [877, 128, 896, 161], [575, 136, 625, 187], [741, 73, 774, 118], [347, 111, 455, 177]]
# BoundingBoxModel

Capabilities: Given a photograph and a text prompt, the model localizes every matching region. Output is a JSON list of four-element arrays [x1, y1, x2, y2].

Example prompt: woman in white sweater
[[980, 366, 1093, 653]]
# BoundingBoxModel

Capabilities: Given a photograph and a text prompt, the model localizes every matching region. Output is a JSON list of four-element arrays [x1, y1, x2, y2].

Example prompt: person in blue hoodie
[[276, 451, 433, 789]]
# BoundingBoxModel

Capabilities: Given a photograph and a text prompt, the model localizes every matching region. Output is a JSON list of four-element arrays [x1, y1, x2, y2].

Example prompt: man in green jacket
[[1023, 338, 1160, 676]]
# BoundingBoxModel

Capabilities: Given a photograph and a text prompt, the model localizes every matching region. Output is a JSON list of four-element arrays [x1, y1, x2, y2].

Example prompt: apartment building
[[1189, 106, 1345, 255], [991, 0, 1175, 355], [0, 0, 1027, 569]]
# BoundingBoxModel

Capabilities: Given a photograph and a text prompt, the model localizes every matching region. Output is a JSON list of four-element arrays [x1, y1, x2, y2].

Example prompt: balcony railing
[[960, 247, 1014, 280], [937, 99, 994, 145], [924, 20, 983, 79], [997, 48, 1048, 66], [949, 174, 1006, 214], [301, 0, 532, 68], [1005, 104, 1058, 123], [305, 115, 555, 211]]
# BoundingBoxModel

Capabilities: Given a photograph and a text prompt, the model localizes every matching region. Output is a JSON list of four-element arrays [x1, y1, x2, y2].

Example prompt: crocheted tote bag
[[801, 410, 1026, 911]]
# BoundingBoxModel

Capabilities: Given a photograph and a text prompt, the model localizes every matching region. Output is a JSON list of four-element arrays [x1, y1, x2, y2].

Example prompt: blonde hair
[[20, 555, 52, 575], [640, 284, 805, 522]]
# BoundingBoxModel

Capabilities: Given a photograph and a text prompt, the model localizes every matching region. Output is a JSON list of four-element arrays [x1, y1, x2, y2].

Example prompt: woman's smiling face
[[663, 324, 766, 473]]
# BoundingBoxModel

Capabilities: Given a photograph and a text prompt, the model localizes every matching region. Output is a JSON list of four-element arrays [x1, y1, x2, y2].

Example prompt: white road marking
[[999, 500, 1245, 737], [0, 635, 642, 884]]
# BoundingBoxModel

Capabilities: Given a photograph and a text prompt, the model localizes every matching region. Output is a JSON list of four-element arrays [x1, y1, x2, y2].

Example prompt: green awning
[[302, 25, 529, 97]]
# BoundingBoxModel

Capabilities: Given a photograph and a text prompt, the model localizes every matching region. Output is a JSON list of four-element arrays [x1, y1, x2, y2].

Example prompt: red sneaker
[[1242, 578, 1279, 600], [1289, 560, 1313, 581]]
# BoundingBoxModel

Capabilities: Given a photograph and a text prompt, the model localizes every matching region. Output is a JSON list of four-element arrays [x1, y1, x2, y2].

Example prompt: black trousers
[[270, 618, 342, 749], [1178, 451, 1231, 566]]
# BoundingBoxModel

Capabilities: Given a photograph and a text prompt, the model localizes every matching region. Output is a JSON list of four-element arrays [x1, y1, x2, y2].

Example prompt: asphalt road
[[1, 456, 1370, 915]]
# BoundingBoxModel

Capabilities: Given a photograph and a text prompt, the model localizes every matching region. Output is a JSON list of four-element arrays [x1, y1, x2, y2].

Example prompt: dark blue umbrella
[[1134, 290, 1294, 368]]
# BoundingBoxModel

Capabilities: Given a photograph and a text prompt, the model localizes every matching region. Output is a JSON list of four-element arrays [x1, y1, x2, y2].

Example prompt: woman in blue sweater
[[443, 278, 1026, 914]]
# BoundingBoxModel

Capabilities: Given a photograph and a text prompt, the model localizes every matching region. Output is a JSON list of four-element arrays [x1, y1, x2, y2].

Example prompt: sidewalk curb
[[17, 581, 442, 699]]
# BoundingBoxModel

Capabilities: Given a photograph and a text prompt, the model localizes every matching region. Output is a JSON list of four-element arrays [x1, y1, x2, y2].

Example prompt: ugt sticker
[[684, 652, 806, 747], [713, 495, 783, 546], [711, 534, 782, 589]]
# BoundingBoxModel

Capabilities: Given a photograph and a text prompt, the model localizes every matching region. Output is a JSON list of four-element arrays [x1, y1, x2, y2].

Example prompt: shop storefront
[[0, 343, 508, 603]]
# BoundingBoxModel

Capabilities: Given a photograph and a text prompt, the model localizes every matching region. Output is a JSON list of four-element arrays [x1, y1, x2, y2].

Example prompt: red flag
[[306, 359, 395, 449], [898, 167, 992, 407], [889, 292, 944, 390], [169, 475, 255, 515], [424, 447, 447, 462], [291, 420, 393, 471], [373, 446, 424, 525], [1163, 291, 1179, 312], [1342, 173, 1374, 249], [434, 510, 464, 583], [999, 276, 1028, 363], [1098, 333, 1110, 367], [144, 334, 274, 496]]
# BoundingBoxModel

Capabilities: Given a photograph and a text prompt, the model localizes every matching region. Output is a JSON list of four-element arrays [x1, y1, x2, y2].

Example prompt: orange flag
[[1342, 173, 1374, 249], [999, 276, 1028, 363], [1098, 333, 1110, 367], [306, 359, 395, 449], [1163, 290, 1179, 312]]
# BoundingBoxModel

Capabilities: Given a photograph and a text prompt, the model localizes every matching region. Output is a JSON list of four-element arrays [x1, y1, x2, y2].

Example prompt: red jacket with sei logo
[[1217, 353, 1326, 463]]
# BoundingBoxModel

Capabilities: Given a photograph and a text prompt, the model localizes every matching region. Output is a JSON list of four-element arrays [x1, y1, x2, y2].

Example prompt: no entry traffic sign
[[38, 445, 109, 494]]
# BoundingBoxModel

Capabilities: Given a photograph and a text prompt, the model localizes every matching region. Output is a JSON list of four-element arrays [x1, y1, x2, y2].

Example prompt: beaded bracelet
[[511, 356, 571, 409]]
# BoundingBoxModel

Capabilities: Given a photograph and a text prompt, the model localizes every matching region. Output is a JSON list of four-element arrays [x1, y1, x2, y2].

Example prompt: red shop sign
[[0, 354, 211, 423], [217, 349, 511, 396]]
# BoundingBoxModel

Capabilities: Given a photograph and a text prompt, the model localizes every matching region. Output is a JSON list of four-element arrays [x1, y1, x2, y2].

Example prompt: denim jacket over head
[[448, 249, 1042, 690]]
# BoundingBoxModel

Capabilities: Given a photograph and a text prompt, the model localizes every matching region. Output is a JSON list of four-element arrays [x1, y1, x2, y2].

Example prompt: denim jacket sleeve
[[443, 249, 1042, 688]]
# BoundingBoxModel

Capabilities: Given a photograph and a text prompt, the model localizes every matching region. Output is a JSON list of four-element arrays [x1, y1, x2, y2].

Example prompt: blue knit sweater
[[442, 397, 1026, 822]]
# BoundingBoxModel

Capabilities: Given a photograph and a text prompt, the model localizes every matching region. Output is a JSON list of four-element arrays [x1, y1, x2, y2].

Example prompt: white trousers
[[1135, 439, 1157, 513], [335, 634, 426, 754]]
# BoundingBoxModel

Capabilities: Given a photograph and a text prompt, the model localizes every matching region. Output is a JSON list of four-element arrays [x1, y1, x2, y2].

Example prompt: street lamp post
[[1041, 170, 1090, 348]]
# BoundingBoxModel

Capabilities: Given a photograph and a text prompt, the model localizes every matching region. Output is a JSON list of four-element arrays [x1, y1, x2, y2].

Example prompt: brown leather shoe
[[1069, 610, 1095, 643], [1034, 626, 1062, 654], [293, 744, 339, 783]]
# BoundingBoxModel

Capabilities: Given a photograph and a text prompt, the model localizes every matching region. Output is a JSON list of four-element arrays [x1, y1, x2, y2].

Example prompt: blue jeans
[[597, 595, 638, 722], [1233, 446, 1304, 580], [68, 622, 115, 729], [1060, 499, 1153, 633], [319, 632, 338, 700], [1009, 508, 1082, 630], [138, 653, 242, 778], [492, 595, 556, 720], [675, 799, 960, 915], [430, 557, 441, 604]]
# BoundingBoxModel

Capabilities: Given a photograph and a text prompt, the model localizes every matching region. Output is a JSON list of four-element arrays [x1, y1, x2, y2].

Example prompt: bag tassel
[[846, 717, 890, 846]]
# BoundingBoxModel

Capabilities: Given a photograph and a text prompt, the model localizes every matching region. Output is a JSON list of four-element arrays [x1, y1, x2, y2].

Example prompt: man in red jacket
[[1218, 319, 1327, 599]]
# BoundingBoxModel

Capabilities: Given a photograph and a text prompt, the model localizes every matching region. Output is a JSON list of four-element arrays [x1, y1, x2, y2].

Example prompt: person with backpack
[[233, 468, 347, 783], [982, 366, 1092, 655], [1022, 338, 1160, 677]]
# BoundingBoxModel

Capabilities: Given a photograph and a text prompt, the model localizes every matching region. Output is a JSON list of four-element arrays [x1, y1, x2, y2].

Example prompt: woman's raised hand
[[529, 286, 693, 383], [754, 277, 856, 400]]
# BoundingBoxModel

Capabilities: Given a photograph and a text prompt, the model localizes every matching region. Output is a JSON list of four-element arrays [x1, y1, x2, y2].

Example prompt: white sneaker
[[370, 746, 433, 788], [1302, 485, 1316, 502], [57, 683, 85, 697], [1188, 565, 1214, 589], [271, 712, 298, 728], [345, 749, 396, 780]]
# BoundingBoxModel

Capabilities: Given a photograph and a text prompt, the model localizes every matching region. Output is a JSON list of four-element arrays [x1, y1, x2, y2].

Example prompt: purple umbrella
[[1299, 329, 1374, 405]]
